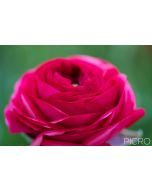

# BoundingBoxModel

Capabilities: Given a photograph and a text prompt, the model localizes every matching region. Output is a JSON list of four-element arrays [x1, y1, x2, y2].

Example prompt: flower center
[[72, 83, 79, 87], [57, 64, 81, 87], [70, 65, 80, 87]]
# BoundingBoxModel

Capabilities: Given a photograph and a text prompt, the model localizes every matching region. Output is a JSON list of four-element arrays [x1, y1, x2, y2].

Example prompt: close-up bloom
[[4, 55, 145, 145]]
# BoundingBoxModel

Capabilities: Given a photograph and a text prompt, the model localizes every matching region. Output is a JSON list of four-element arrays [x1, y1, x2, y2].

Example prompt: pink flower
[[4, 55, 145, 146]]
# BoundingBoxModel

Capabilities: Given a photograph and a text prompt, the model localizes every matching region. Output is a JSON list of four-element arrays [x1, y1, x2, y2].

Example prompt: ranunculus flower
[[4, 55, 145, 146]]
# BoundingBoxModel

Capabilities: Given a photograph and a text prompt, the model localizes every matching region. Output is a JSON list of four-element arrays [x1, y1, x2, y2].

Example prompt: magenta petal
[[49, 99, 112, 115], [31, 134, 43, 146], [4, 105, 34, 134], [20, 94, 37, 118], [33, 98, 68, 121], [12, 69, 37, 98], [90, 77, 124, 109], [84, 109, 145, 146], [31, 130, 65, 146], [31, 130, 78, 146], [52, 112, 101, 128], [53, 129, 100, 144], [103, 75, 137, 126], [37, 79, 59, 98]]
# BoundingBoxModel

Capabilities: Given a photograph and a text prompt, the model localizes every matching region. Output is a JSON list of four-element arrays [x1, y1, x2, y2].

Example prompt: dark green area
[[0, 45, 151, 145]]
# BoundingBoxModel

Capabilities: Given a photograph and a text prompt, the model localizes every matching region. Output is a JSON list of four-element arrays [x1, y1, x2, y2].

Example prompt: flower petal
[[84, 109, 145, 145]]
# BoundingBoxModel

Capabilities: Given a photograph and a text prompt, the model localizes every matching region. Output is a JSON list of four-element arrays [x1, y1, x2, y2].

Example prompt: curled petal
[[33, 98, 68, 121], [84, 109, 145, 146]]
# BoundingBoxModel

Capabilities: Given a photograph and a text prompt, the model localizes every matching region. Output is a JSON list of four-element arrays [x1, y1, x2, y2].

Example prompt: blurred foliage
[[0, 45, 151, 145]]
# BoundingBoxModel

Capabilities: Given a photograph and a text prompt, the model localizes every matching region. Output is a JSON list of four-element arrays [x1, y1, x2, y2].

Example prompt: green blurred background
[[0, 45, 151, 145]]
